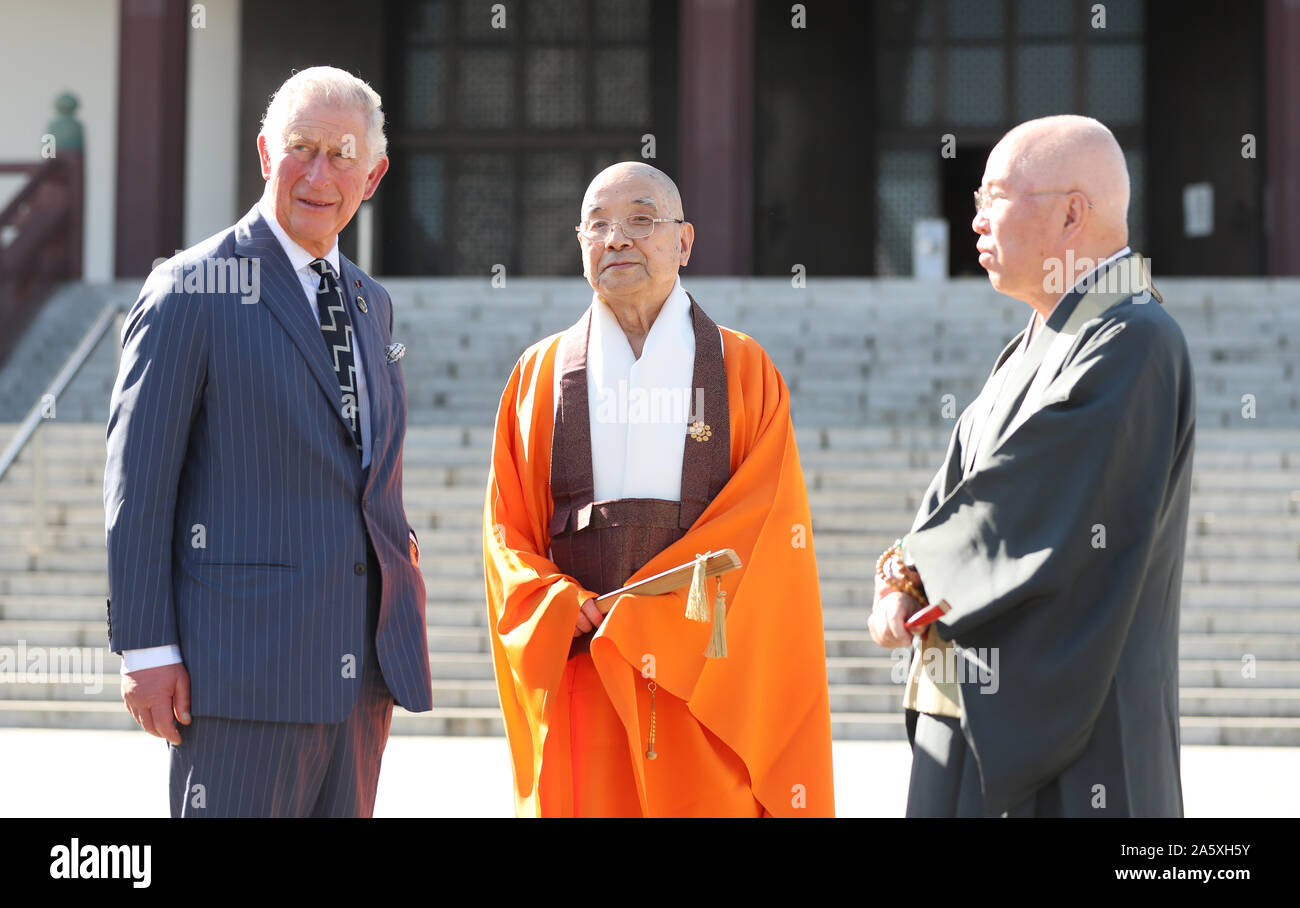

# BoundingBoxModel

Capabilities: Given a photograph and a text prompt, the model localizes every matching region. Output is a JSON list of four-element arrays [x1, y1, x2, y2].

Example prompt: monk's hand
[[121, 662, 192, 746], [868, 572, 922, 649], [574, 598, 605, 637]]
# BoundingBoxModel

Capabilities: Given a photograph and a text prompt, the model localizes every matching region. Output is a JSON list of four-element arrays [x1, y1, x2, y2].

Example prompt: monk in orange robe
[[483, 162, 834, 817]]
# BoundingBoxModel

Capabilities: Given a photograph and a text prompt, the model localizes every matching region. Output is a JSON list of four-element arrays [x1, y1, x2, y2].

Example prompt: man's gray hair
[[259, 66, 387, 165]]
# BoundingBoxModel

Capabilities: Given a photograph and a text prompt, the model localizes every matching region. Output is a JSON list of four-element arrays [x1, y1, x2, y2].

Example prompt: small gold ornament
[[646, 681, 658, 760], [688, 420, 712, 442]]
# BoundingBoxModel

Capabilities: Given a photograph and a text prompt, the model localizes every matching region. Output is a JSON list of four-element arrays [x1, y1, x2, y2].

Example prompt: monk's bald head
[[580, 162, 684, 221], [990, 115, 1129, 236], [974, 116, 1133, 311], [576, 161, 693, 313]]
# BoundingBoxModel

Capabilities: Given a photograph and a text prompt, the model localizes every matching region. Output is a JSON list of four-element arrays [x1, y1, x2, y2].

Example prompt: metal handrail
[[0, 298, 125, 483]]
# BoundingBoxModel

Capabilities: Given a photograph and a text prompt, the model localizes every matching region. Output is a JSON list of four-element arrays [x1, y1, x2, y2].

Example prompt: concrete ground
[[1, 728, 1295, 817]]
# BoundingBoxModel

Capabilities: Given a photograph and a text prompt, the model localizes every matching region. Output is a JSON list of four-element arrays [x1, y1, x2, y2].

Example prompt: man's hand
[[573, 599, 605, 637], [121, 663, 192, 746], [868, 570, 923, 649]]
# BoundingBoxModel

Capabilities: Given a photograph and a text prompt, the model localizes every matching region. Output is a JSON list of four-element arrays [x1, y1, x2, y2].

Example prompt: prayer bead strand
[[876, 542, 928, 605]]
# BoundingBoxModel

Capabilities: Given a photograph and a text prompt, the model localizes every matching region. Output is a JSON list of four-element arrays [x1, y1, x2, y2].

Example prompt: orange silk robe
[[483, 326, 834, 817]]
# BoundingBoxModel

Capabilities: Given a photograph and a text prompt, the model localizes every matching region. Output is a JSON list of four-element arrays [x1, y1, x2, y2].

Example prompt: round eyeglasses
[[575, 215, 684, 241], [974, 187, 1094, 213]]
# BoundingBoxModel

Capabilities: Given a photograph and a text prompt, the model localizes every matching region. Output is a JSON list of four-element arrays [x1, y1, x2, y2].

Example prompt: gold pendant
[[645, 681, 658, 760]]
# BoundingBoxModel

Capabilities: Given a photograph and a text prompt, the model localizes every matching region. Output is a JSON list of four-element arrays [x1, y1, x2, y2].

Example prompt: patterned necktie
[[309, 258, 363, 454]]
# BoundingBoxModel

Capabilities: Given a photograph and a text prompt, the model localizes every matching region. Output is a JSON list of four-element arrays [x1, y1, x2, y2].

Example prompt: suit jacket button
[[354, 562, 366, 575]]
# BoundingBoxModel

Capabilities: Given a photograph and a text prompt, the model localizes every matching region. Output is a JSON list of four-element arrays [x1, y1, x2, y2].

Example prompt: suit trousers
[[168, 538, 395, 817]]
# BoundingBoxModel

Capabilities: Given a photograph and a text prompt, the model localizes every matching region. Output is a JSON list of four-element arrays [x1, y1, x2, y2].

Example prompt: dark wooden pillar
[[677, 0, 754, 275], [1267, 0, 1300, 275], [114, 0, 188, 277]]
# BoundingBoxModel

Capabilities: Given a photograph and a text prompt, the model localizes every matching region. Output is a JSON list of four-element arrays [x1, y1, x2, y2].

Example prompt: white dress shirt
[[121, 197, 374, 674]]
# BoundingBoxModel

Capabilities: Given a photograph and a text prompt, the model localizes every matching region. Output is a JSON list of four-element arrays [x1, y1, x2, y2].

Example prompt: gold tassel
[[706, 584, 727, 658], [684, 553, 710, 622]]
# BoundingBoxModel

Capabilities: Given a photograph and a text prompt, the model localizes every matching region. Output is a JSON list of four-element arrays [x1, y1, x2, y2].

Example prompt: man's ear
[[1060, 192, 1089, 243], [362, 156, 390, 201], [257, 134, 272, 180], [679, 221, 695, 268]]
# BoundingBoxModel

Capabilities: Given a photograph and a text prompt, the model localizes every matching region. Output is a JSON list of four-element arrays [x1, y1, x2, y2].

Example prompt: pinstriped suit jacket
[[105, 205, 432, 723]]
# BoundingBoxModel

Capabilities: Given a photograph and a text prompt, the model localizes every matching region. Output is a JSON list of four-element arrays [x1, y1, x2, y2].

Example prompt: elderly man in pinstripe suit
[[104, 67, 431, 817]]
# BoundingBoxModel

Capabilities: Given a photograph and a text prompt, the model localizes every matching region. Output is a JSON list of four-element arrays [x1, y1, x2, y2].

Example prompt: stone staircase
[[0, 276, 1297, 744], [0, 280, 138, 423]]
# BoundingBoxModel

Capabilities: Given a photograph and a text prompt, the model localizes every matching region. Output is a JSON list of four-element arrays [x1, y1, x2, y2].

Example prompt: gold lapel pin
[[356, 296, 368, 313]]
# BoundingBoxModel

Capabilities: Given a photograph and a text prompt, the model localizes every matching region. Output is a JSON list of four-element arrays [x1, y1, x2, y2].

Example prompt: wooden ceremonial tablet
[[594, 549, 742, 614]]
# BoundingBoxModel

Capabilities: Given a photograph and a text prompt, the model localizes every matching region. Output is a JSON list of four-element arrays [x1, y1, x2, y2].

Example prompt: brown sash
[[549, 294, 731, 655]]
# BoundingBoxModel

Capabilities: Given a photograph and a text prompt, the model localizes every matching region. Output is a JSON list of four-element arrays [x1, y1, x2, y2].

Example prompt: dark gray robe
[[904, 253, 1195, 817]]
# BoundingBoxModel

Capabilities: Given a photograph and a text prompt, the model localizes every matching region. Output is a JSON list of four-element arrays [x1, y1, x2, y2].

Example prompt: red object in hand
[[904, 601, 950, 635]]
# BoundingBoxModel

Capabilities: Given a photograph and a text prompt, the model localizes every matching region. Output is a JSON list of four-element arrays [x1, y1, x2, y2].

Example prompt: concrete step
[[0, 551, 111, 573], [1172, 660, 1300, 687], [0, 619, 113, 647], [390, 708, 505, 737], [0, 595, 113, 620], [429, 626, 492, 654], [1179, 634, 1300, 660], [427, 652, 496, 681], [1149, 607, 1299, 635], [0, 575, 111, 596], [0, 699, 139, 731], [828, 713, 909, 740], [1182, 586, 1300, 608], [1176, 716, 1300, 746], [1, 680, 124, 702], [1179, 688, 1300, 717]]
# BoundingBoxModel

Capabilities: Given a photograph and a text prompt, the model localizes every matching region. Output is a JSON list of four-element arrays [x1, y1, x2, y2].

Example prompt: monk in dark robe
[[484, 163, 834, 817], [869, 115, 1194, 817]]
